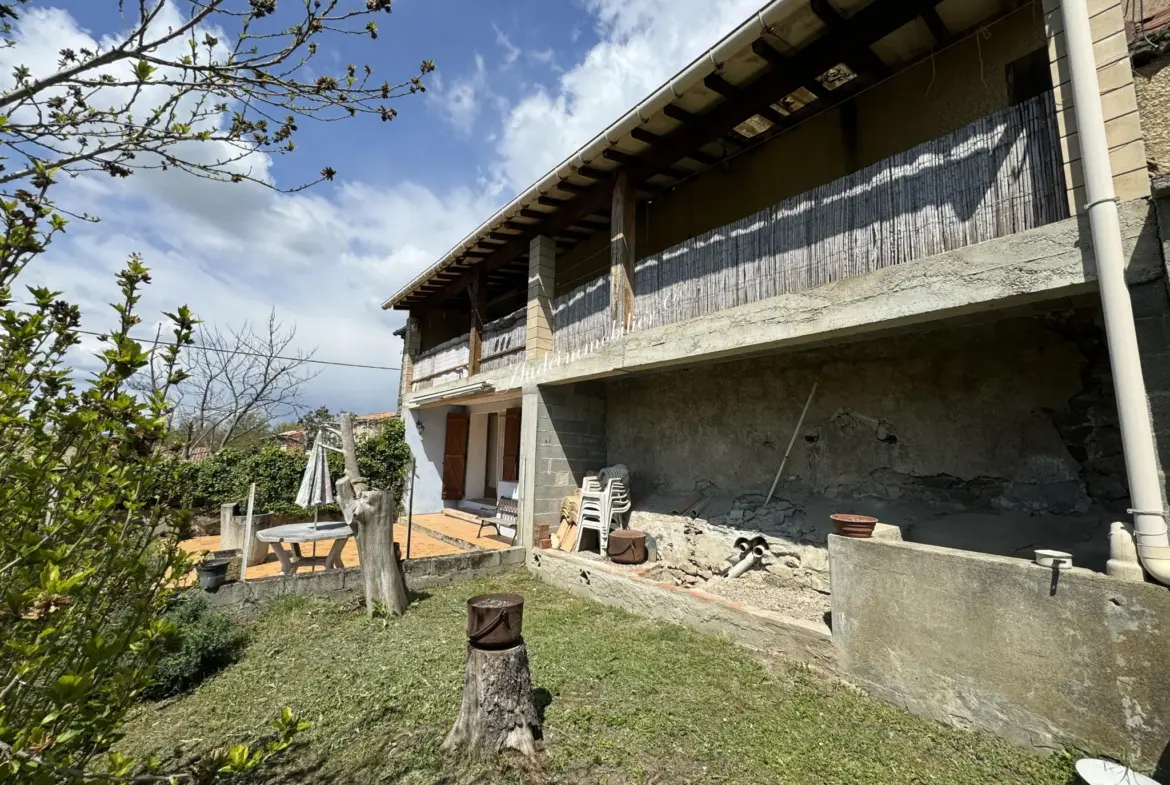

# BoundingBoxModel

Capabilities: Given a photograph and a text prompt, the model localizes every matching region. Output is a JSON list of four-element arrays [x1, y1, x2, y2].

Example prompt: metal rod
[[764, 382, 818, 507], [405, 457, 416, 560]]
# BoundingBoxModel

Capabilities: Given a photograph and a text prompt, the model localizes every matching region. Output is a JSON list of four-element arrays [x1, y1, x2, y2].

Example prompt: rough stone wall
[[1145, 185, 1170, 506], [530, 382, 607, 527], [1134, 54, 1170, 175], [831, 536, 1170, 767], [606, 313, 1122, 516]]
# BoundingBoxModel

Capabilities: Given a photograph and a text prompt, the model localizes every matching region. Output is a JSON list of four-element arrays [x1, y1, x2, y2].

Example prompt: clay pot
[[607, 530, 648, 564], [466, 593, 524, 649], [831, 513, 879, 538]]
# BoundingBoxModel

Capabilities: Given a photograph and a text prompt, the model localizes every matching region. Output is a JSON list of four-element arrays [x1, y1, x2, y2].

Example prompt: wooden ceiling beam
[[752, 39, 832, 100], [553, 181, 591, 195], [629, 127, 659, 145], [634, 123, 721, 165], [421, 180, 613, 306], [808, 0, 891, 78], [922, 8, 950, 45]]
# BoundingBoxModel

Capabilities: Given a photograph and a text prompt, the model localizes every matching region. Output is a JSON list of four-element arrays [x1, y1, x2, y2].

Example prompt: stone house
[[275, 411, 397, 453], [386, 0, 1170, 768]]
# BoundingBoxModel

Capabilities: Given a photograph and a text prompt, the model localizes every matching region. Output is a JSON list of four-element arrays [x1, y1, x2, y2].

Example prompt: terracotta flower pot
[[830, 513, 878, 538]]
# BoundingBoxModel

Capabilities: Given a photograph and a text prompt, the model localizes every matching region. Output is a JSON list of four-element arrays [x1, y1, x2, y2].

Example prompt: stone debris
[[629, 490, 835, 602]]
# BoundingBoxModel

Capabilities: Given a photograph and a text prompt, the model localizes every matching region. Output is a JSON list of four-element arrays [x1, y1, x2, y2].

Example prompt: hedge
[[160, 419, 412, 518]]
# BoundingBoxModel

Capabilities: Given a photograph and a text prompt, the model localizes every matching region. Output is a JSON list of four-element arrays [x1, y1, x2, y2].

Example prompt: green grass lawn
[[119, 572, 1077, 784]]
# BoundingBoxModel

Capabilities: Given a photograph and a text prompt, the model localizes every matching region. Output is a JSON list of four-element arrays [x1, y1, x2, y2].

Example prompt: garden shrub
[[145, 593, 247, 699], [169, 420, 412, 519]]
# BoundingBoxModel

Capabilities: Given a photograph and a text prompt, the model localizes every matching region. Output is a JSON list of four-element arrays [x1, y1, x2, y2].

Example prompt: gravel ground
[[702, 571, 831, 625]]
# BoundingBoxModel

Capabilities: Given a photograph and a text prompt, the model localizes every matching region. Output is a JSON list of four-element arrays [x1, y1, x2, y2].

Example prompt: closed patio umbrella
[[295, 432, 334, 528]]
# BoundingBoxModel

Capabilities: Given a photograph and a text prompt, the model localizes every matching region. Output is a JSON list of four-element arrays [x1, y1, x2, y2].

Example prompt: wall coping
[[201, 546, 526, 613]]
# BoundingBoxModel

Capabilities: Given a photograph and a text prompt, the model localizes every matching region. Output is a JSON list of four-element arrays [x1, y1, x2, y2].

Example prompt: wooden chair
[[477, 497, 518, 543]]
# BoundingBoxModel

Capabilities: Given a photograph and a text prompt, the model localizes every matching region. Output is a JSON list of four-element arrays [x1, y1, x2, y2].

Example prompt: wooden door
[[442, 411, 470, 500], [501, 407, 521, 483]]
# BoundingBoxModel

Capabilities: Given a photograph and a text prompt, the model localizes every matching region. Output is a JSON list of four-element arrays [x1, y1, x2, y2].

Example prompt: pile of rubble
[[629, 490, 835, 620]]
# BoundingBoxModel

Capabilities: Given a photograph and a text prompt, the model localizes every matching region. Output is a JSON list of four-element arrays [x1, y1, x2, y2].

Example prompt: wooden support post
[[609, 170, 636, 330], [339, 413, 409, 617], [468, 266, 487, 376]]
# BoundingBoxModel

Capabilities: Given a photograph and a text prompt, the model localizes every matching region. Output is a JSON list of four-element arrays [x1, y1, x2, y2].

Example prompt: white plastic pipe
[[1060, 0, 1170, 584], [727, 545, 767, 579]]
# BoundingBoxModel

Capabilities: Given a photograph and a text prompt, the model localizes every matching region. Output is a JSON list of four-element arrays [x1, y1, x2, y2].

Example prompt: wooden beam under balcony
[[468, 265, 487, 375], [609, 171, 636, 330]]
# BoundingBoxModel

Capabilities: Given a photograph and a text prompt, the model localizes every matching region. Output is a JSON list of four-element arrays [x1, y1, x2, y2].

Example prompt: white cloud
[[429, 52, 489, 135], [495, 0, 764, 189], [494, 24, 521, 68], [11, 5, 499, 414], [23, 0, 767, 416]]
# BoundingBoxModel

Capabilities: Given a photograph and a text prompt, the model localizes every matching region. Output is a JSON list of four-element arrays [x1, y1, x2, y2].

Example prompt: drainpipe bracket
[[1086, 196, 1121, 210]]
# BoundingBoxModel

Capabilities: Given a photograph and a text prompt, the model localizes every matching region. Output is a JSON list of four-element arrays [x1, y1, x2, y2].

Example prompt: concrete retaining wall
[[829, 536, 1170, 766], [202, 547, 526, 615], [529, 548, 837, 673]]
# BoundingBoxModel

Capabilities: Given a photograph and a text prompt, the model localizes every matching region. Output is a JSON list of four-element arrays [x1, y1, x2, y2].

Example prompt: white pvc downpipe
[[1060, 0, 1170, 584]]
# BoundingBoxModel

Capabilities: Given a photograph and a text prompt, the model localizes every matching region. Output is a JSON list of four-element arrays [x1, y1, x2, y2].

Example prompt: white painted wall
[[403, 405, 452, 514]]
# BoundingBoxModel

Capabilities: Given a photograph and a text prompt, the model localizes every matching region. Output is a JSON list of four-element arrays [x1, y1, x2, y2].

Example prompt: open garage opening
[[534, 297, 1133, 619]]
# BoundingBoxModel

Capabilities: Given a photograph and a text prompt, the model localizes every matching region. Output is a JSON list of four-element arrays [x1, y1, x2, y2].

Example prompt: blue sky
[[22, 0, 767, 415]]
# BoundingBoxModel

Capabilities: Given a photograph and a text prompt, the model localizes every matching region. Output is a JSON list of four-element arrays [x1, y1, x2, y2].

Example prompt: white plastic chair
[[608, 480, 631, 530], [576, 476, 631, 552], [575, 479, 611, 552]]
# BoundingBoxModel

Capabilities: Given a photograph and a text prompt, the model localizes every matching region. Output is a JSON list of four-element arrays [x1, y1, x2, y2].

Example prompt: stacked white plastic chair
[[575, 464, 630, 552]]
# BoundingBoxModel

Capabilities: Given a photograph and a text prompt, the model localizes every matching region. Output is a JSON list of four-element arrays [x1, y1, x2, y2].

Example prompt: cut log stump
[[442, 641, 540, 760]]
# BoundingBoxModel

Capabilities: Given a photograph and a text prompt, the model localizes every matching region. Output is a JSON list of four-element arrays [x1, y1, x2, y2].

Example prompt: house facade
[[387, 0, 1170, 764]]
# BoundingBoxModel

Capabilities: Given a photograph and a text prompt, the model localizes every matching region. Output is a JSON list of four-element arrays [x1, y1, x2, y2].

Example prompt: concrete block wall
[[527, 235, 555, 359], [1045, 0, 1151, 212], [529, 382, 607, 529]]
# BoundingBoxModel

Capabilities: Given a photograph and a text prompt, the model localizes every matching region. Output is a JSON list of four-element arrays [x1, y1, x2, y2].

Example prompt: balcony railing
[[411, 333, 469, 391], [552, 272, 612, 355], [548, 93, 1066, 351], [481, 308, 526, 372]]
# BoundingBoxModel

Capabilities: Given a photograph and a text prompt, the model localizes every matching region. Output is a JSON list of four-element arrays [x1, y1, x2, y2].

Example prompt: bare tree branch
[[0, 0, 433, 194], [136, 309, 319, 455]]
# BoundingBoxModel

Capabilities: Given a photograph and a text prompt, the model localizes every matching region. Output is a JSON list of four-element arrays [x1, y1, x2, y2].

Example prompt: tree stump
[[442, 642, 540, 759], [338, 413, 409, 617]]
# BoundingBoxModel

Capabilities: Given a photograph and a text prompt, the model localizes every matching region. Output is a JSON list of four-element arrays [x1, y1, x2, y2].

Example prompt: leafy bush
[[165, 420, 412, 519], [357, 418, 413, 514], [145, 593, 247, 699]]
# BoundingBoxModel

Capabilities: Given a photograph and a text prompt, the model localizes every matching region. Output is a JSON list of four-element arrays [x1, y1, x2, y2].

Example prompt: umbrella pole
[[406, 458, 416, 560]]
